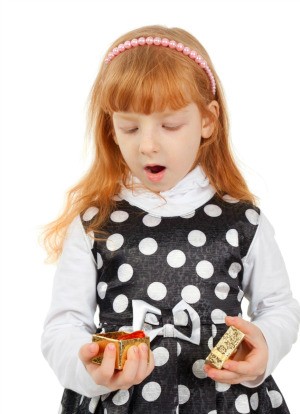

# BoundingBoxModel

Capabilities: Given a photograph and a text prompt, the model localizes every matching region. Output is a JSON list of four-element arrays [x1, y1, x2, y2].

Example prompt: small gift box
[[92, 330, 150, 370], [205, 326, 245, 369]]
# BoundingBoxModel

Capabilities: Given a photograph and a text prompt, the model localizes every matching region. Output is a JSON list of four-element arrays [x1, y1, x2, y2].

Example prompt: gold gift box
[[92, 331, 150, 370], [205, 326, 245, 369]]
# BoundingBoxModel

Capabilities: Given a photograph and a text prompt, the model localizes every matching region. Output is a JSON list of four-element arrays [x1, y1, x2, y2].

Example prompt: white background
[[1, 0, 300, 412]]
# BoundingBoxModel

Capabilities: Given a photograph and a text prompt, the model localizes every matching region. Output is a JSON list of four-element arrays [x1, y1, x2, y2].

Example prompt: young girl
[[41, 25, 300, 414]]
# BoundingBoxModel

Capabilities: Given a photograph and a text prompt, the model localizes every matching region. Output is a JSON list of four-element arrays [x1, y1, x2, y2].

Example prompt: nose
[[139, 130, 160, 155]]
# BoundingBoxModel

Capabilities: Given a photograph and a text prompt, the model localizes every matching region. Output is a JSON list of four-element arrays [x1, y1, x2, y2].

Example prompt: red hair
[[43, 25, 256, 262]]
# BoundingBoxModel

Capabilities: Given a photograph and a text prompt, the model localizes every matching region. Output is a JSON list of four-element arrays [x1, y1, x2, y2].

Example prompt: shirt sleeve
[[41, 215, 111, 397], [241, 212, 300, 387]]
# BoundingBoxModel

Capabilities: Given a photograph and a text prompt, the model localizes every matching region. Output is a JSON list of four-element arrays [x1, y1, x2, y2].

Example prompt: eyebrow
[[115, 107, 190, 121]]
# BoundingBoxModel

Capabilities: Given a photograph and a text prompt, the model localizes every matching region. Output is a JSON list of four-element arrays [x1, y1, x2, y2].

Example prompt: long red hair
[[43, 25, 256, 262]]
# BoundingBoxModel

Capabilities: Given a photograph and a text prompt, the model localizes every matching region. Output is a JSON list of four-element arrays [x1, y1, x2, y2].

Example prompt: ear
[[201, 100, 219, 139]]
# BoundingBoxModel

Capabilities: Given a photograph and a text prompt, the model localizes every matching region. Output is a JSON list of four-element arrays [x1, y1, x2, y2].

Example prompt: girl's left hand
[[204, 316, 268, 384]]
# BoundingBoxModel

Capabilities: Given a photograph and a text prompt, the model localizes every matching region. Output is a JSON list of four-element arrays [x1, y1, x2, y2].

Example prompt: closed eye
[[122, 128, 138, 134], [163, 125, 182, 131]]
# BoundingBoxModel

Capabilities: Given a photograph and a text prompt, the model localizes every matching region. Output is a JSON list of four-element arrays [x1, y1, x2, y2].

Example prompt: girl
[[41, 25, 300, 414]]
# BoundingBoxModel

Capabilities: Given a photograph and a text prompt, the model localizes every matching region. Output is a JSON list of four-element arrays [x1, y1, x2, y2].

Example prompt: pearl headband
[[104, 36, 216, 96]]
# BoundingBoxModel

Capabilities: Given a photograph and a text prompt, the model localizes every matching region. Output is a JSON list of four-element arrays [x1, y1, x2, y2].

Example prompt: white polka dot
[[110, 210, 129, 223], [245, 209, 259, 225], [97, 253, 103, 270], [212, 324, 217, 338], [153, 347, 169, 366], [235, 394, 250, 413], [139, 238, 158, 255], [204, 204, 222, 217], [113, 294, 128, 313], [196, 260, 214, 279], [208, 336, 213, 350], [215, 382, 231, 392], [118, 263, 133, 282], [104, 409, 108, 414], [89, 396, 100, 412], [118, 326, 133, 332], [237, 288, 244, 302], [142, 382, 161, 402], [211, 309, 227, 324], [106, 233, 124, 251], [97, 282, 107, 299], [181, 285, 201, 304], [167, 250, 186, 268], [222, 194, 239, 203], [268, 390, 283, 408], [228, 262, 242, 278], [226, 229, 239, 247], [147, 282, 167, 301], [82, 207, 99, 221], [178, 384, 190, 405], [192, 359, 207, 379], [80, 395, 84, 405], [215, 282, 230, 300], [188, 230, 206, 247], [181, 211, 195, 218], [143, 214, 161, 227], [208, 411, 217, 414], [250, 393, 259, 410], [112, 389, 130, 405], [177, 342, 181, 356]]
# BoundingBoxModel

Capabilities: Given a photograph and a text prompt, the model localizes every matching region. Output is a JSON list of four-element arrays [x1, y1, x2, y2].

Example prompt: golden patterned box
[[205, 326, 245, 369], [92, 331, 150, 370]]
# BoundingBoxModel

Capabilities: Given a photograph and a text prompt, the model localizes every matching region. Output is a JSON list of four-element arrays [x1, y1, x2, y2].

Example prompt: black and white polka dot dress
[[61, 195, 290, 414]]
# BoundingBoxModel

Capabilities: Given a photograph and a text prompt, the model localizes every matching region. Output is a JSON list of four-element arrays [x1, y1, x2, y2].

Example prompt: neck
[[118, 166, 216, 217]]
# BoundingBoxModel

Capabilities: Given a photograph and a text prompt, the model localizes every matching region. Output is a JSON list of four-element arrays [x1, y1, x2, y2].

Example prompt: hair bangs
[[100, 46, 201, 114]]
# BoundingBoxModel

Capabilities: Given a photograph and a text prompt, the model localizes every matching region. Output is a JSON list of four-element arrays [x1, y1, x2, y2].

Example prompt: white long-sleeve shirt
[[41, 167, 300, 397]]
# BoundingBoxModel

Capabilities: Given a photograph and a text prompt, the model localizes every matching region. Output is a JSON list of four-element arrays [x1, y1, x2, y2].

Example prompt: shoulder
[[208, 194, 260, 224]]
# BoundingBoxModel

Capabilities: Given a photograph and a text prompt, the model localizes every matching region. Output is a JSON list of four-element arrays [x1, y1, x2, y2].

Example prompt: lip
[[144, 165, 166, 183]]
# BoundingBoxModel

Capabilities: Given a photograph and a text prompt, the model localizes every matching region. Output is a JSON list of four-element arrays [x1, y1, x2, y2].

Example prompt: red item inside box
[[118, 330, 146, 340]]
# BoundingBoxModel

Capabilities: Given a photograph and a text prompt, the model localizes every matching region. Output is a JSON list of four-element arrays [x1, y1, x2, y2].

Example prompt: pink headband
[[104, 36, 216, 96]]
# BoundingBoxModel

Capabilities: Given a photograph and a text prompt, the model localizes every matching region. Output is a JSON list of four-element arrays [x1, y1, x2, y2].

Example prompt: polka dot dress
[[61, 195, 290, 414]]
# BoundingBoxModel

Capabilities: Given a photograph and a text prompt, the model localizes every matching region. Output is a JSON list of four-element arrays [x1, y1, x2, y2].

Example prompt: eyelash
[[123, 125, 181, 134]]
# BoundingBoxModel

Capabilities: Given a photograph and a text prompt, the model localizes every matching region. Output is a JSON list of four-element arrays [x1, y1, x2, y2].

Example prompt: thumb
[[225, 316, 252, 335], [78, 342, 99, 364]]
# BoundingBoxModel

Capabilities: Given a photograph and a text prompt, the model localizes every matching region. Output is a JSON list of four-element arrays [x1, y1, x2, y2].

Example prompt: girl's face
[[112, 102, 218, 193]]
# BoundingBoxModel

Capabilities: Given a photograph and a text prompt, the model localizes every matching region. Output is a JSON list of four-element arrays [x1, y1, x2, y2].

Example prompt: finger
[[226, 316, 268, 351], [78, 342, 99, 366], [223, 359, 254, 376], [204, 364, 256, 384], [225, 316, 253, 335], [133, 343, 151, 384], [146, 350, 155, 375], [117, 346, 140, 388], [98, 343, 117, 381]]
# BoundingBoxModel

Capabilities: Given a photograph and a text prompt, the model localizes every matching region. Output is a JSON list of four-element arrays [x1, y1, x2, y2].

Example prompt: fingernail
[[107, 343, 115, 351], [131, 346, 138, 354], [140, 343, 148, 352], [89, 343, 98, 353]]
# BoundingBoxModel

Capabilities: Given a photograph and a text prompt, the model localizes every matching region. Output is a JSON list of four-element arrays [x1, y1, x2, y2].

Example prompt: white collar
[[118, 166, 216, 217]]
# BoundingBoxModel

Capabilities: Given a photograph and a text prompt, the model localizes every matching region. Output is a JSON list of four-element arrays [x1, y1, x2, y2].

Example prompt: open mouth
[[145, 165, 166, 174]]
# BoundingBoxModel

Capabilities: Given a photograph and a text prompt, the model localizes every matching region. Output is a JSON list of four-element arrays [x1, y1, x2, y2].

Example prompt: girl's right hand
[[79, 342, 155, 391]]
